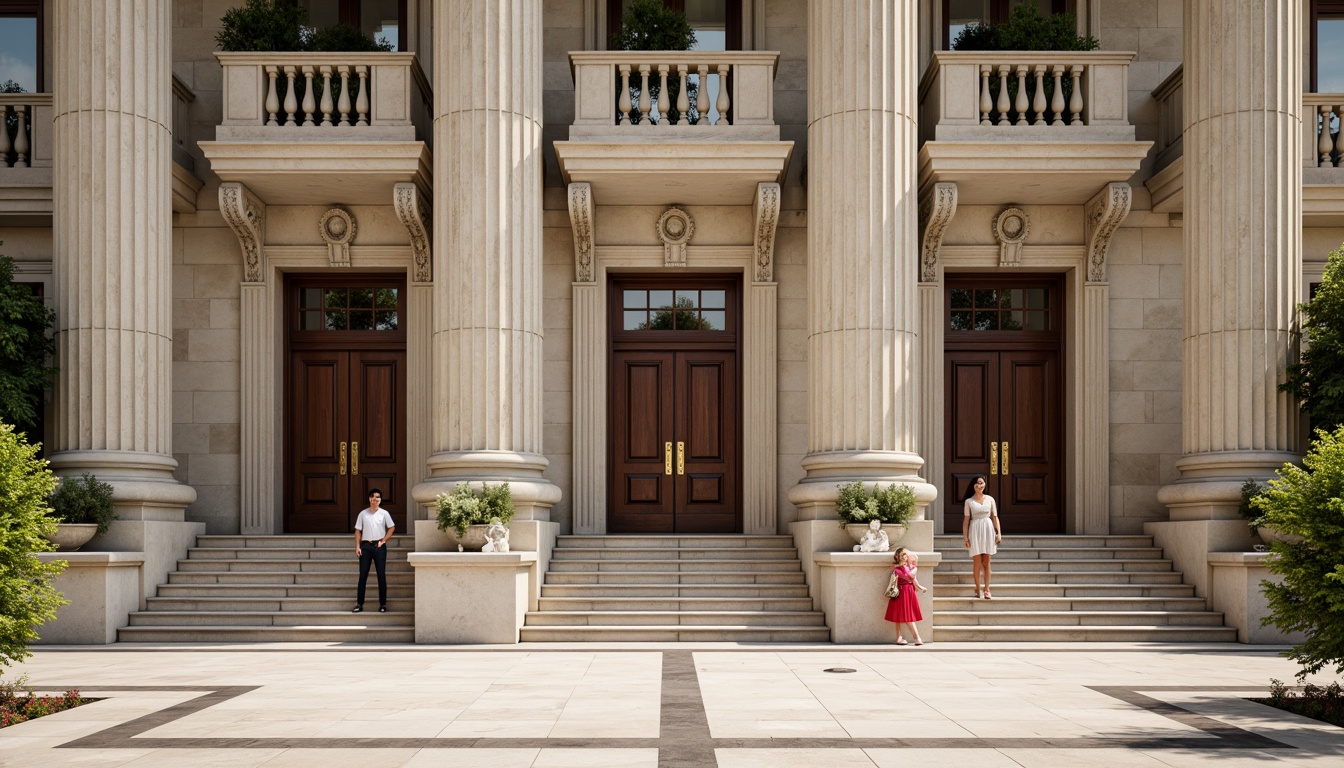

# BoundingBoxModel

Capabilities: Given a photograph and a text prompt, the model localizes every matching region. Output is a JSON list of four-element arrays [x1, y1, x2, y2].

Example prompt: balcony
[[1148, 66, 1344, 225], [199, 52, 432, 205], [0, 92, 53, 223], [553, 51, 793, 206], [917, 51, 1151, 205]]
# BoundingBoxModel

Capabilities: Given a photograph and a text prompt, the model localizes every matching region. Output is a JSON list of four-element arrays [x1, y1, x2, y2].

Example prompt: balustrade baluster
[[1013, 65, 1029, 125], [1050, 65, 1065, 125], [265, 66, 280, 126], [979, 66, 992, 125], [1322, 105, 1335, 166], [696, 64, 710, 125], [337, 65, 352, 124], [1031, 66, 1047, 125], [12, 105, 28, 167], [1069, 65, 1084, 124], [0, 106, 10, 167], [319, 66, 334, 126], [638, 65, 651, 125], [716, 64, 731, 125], [995, 64, 1011, 126], [283, 66, 298, 125], [676, 65, 690, 124], [1335, 105, 1344, 167], [355, 65, 369, 126], [301, 66, 316, 126], [656, 64, 670, 125], [618, 64, 633, 125]]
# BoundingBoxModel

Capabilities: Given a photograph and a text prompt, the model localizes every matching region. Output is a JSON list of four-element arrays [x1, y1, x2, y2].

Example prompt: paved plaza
[[2, 643, 1343, 767]]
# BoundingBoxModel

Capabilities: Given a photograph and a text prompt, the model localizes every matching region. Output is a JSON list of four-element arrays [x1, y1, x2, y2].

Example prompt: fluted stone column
[[412, 0, 560, 523], [787, 0, 935, 555], [1154, 0, 1302, 593]]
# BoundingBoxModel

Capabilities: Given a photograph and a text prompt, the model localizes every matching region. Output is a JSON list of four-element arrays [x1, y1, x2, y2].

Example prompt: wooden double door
[[285, 277, 407, 534], [944, 278, 1063, 534], [608, 277, 741, 533]]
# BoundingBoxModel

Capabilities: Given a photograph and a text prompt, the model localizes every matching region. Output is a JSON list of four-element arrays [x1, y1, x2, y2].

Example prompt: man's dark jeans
[[357, 540, 388, 608]]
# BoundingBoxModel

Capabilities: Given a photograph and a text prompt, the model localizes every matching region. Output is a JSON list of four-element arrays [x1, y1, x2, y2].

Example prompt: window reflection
[[0, 16, 37, 92]]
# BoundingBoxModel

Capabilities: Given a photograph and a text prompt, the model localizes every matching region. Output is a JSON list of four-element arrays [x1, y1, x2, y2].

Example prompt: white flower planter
[[46, 523, 99, 551]]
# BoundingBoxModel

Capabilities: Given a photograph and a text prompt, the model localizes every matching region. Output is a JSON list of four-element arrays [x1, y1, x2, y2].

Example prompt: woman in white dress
[[961, 476, 1002, 599]]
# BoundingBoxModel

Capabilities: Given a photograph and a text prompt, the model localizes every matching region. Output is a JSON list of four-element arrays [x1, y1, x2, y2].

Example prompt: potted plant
[[45, 473, 116, 551], [435, 481, 514, 551], [835, 481, 916, 547]]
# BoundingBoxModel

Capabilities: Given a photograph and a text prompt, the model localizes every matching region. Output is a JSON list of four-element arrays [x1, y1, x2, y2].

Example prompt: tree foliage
[[1283, 243, 1344, 432], [0, 251, 57, 438], [610, 0, 697, 51], [0, 424, 65, 667], [215, 0, 391, 52], [952, 5, 1099, 51], [1252, 426, 1344, 676]]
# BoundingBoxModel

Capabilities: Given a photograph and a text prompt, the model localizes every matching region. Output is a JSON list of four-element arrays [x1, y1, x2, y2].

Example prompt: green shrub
[[1252, 426, 1344, 676], [834, 481, 916, 528], [435, 482, 514, 538], [610, 0, 696, 51], [48, 473, 116, 535], [0, 423, 65, 667], [306, 23, 393, 53], [1283, 243, 1344, 432], [215, 0, 307, 52], [1239, 478, 1269, 536], [952, 5, 1099, 51], [0, 252, 57, 438]]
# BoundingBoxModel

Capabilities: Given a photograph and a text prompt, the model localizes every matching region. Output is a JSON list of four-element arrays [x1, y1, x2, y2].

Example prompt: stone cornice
[[1085, 182, 1132, 282], [752, 182, 780, 282], [218, 182, 266, 283]]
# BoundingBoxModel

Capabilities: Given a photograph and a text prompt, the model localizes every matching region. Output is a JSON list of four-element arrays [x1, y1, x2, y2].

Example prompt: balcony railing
[[172, 75, 196, 172], [1307, 95, 1343, 169], [568, 51, 780, 139], [919, 51, 1136, 142], [1151, 65, 1183, 172], [0, 93, 52, 169], [216, 52, 431, 142]]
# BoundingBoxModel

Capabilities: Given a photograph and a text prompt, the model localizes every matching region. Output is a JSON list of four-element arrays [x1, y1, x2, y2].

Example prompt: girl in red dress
[[884, 547, 928, 645]]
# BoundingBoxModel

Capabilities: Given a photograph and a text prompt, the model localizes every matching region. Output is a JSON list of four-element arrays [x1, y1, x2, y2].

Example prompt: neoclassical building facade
[[2, 0, 1340, 642]]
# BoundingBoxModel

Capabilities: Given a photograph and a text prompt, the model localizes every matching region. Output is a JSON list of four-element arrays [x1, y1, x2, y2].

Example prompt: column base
[[786, 450, 938, 522], [1145, 518, 1257, 599], [408, 552, 536, 644], [813, 551, 942, 644], [1156, 450, 1299, 521], [412, 450, 563, 522]]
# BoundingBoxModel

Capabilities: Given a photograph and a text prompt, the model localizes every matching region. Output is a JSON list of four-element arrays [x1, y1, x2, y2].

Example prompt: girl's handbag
[[885, 571, 901, 598]]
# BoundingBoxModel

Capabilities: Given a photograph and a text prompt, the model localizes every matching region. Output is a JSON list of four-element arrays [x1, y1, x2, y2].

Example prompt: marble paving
[[1, 643, 1342, 767]]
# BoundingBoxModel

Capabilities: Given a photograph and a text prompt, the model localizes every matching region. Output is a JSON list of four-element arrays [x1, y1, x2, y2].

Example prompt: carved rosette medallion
[[1085, 183, 1133, 283], [657, 206, 695, 268], [993, 207, 1030, 267], [319, 207, 357, 267]]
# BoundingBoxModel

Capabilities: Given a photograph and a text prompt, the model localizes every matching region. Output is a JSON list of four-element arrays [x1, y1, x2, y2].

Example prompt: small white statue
[[853, 519, 890, 552], [480, 518, 510, 553]]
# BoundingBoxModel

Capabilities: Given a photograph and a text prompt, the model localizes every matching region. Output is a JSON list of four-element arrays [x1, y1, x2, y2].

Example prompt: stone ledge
[[36, 551, 145, 567], [1208, 551, 1271, 567], [408, 552, 538, 568], [813, 551, 943, 567]]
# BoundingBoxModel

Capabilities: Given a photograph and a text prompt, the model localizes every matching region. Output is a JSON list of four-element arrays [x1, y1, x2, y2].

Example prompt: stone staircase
[[520, 534, 831, 642], [117, 535, 415, 643], [932, 534, 1238, 642]]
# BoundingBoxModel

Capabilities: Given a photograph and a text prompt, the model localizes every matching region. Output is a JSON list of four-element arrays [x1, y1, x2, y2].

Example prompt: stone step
[[539, 584, 811, 598], [518, 625, 832, 642], [168, 571, 415, 586], [547, 559, 804, 573], [935, 559, 1175, 573], [932, 547, 1164, 561], [157, 584, 415, 598], [933, 535, 1156, 549], [524, 610, 827, 627], [557, 535, 797, 549], [549, 547, 799, 561], [542, 570, 807, 585], [117, 626, 415, 643], [184, 547, 413, 561], [934, 610, 1228, 627], [932, 584, 1196, 598], [196, 535, 414, 549], [535, 597, 816, 612], [127, 610, 412, 627], [931, 625, 1239, 642], [934, 571, 1185, 585], [932, 597, 1209, 612], [175, 559, 413, 573], [145, 597, 415, 612]]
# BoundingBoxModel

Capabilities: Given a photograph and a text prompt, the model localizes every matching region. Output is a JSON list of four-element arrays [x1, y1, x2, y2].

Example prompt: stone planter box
[[46, 523, 99, 551]]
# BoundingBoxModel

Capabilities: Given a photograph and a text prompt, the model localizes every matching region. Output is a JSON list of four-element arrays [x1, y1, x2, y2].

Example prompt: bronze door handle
[[340, 441, 348, 475], [352, 441, 359, 476], [989, 441, 998, 475], [665, 442, 673, 475], [677, 441, 685, 475], [1001, 441, 1009, 476]]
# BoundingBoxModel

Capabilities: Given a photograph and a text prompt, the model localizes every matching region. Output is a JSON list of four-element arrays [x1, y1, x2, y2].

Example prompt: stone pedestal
[[1207, 552, 1306, 645], [33, 552, 143, 645], [813, 552, 941, 644], [1146, 519, 1256, 599], [408, 552, 536, 644], [414, 519, 558, 610]]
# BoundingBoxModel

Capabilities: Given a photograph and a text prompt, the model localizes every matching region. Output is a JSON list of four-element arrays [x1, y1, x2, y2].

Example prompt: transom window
[[949, 286, 1051, 332], [623, 288, 727, 331], [0, 0, 42, 91], [1315, 1, 1344, 92], [298, 287, 399, 331]]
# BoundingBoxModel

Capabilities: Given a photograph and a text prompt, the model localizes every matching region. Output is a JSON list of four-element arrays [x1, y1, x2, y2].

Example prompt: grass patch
[[1249, 679, 1344, 728], [0, 675, 93, 728]]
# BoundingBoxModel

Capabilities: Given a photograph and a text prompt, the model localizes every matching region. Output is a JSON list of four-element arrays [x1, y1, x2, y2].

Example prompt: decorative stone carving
[[567, 182, 594, 282], [394, 183, 432, 283], [919, 182, 958, 283], [993, 207, 1030, 267], [1085, 182, 1132, 283], [752, 182, 780, 282], [480, 518, 511, 553], [853, 519, 891, 552], [657, 206, 694, 268], [319, 207, 357, 267], [219, 182, 266, 282]]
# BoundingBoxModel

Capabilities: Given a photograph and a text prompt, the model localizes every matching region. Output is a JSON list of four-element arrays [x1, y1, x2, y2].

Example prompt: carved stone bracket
[[993, 206, 1030, 267], [319, 207, 357, 267], [919, 182, 958, 282], [394, 183, 432, 283], [752, 182, 781, 282], [219, 182, 266, 283], [1085, 182, 1133, 283], [567, 182, 594, 282], [657, 206, 694, 268]]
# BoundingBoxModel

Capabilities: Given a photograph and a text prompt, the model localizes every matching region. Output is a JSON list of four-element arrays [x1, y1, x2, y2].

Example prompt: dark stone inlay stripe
[[658, 650, 715, 767]]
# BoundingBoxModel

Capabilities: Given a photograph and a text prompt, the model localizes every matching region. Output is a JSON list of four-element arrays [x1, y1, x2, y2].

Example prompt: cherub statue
[[481, 518, 510, 553], [853, 519, 890, 552]]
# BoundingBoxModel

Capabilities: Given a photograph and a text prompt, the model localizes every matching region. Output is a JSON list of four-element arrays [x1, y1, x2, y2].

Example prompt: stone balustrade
[[0, 92, 53, 169], [1307, 94, 1344, 169], [216, 52, 431, 142], [918, 51, 1136, 142], [172, 75, 196, 172], [568, 51, 780, 138], [1151, 64, 1183, 173]]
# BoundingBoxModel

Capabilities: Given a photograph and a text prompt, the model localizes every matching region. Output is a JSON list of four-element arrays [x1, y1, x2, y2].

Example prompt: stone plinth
[[414, 519, 558, 611], [408, 552, 536, 644], [33, 552, 143, 645], [1208, 552, 1307, 645], [813, 551, 941, 644], [1145, 519, 1256, 599]]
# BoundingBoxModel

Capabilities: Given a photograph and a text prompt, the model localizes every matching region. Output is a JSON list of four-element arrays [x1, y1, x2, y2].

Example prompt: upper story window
[[607, 0, 743, 51], [1314, 1, 1344, 92], [294, 0, 406, 51], [0, 0, 42, 92], [944, 0, 1066, 49]]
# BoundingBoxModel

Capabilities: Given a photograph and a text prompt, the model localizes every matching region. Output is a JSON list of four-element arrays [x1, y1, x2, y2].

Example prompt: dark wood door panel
[[999, 350, 1060, 533], [349, 351, 407, 531], [675, 352, 737, 533], [288, 351, 349, 534], [609, 352, 675, 533], [944, 353, 997, 533]]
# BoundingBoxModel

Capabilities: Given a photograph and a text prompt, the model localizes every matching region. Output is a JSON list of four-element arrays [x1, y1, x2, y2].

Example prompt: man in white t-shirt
[[352, 488, 395, 613]]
